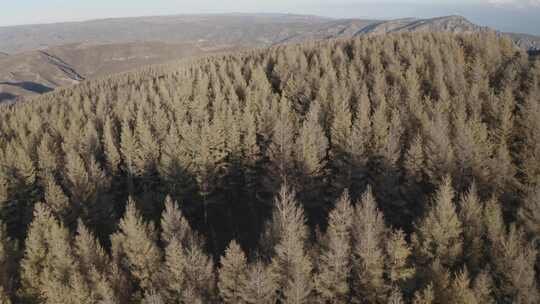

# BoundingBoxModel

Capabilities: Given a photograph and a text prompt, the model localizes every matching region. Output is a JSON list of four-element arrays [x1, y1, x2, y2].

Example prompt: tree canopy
[[0, 32, 539, 303]]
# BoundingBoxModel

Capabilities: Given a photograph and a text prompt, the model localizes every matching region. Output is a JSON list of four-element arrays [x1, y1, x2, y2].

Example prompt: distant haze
[[3, 0, 540, 35]]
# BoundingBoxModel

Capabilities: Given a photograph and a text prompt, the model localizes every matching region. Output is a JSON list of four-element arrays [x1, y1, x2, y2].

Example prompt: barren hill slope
[[0, 41, 228, 101]]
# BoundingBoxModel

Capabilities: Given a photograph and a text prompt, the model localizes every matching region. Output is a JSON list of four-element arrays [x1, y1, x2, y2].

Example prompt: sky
[[2, 0, 540, 35]]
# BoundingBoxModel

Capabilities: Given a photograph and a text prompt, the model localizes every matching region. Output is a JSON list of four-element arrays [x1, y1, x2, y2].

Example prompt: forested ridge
[[0, 32, 539, 303]]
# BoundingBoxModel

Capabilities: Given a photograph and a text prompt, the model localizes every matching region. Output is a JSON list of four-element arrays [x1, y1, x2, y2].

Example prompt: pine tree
[[3, 141, 38, 238], [349, 87, 372, 198], [518, 93, 540, 185], [102, 115, 121, 175], [385, 229, 415, 287], [43, 174, 71, 224], [160, 195, 197, 248], [0, 287, 11, 304], [472, 270, 494, 304], [79, 118, 100, 160], [162, 222, 214, 303], [21, 203, 81, 303], [158, 123, 197, 200], [518, 184, 540, 241], [490, 141, 517, 195], [270, 185, 313, 304], [496, 86, 515, 146], [20, 203, 57, 302], [241, 106, 262, 198], [423, 104, 454, 184], [413, 177, 462, 269], [162, 238, 188, 302], [453, 107, 492, 190], [8, 141, 36, 189], [428, 259, 453, 302], [295, 100, 328, 204], [268, 98, 296, 193], [0, 176, 7, 213], [64, 150, 91, 204], [195, 116, 228, 225], [240, 261, 278, 304], [37, 132, 59, 178], [330, 96, 353, 191], [133, 108, 159, 177], [387, 287, 405, 304], [489, 224, 538, 303], [450, 268, 477, 304], [0, 223, 15, 302], [412, 177, 463, 298], [314, 191, 354, 303], [483, 198, 506, 245], [458, 183, 484, 271], [74, 220, 117, 303], [368, 55, 386, 107], [110, 198, 162, 293], [351, 186, 387, 303], [427, 42, 449, 101], [181, 244, 216, 303], [142, 291, 165, 304], [372, 95, 390, 162], [120, 117, 137, 192], [412, 283, 434, 304], [403, 64, 423, 130], [218, 240, 248, 304], [404, 134, 425, 184], [40, 217, 79, 303]]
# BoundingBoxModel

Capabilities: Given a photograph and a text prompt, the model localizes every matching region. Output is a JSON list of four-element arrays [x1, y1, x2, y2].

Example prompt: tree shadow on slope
[[0, 92, 17, 102], [0, 81, 54, 94]]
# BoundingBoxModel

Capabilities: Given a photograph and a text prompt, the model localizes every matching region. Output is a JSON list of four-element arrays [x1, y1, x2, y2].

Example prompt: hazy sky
[[2, 0, 540, 35]]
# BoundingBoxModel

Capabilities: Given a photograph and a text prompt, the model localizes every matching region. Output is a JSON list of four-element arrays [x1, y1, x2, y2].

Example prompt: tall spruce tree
[[240, 261, 278, 304], [314, 191, 354, 303], [0, 222, 15, 303], [20, 203, 57, 302], [218, 240, 248, 304], [295, 100, 328, 205], [518, 184, 540, 241], [270, 185, 313, 304], [351, 187, 387, 303], [412, 177, 463, 298], [110, 198, 162, 295], [458, 183, 485, 271]]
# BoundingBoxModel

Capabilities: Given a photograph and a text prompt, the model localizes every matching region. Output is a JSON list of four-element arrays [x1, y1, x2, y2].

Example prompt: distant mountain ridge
[[284, 15, 490, 43], [506, 32, 540, 51], [1, 14, 539, 102], [0, 14, 330, 53], [362, 15, 487, 34]]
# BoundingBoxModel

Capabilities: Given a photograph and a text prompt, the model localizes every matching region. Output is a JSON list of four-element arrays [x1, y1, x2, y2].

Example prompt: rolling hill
[[0, 41, 242, 102], [1, 14, 539, 102], [0, 13, 330, 54]]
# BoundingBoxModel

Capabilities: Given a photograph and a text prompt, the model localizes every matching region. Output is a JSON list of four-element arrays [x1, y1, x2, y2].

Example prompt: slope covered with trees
[[0, 32, 539, 303]]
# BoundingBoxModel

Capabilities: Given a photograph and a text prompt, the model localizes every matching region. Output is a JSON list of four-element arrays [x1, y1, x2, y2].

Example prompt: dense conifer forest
[[0, 32, 539, 303]]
